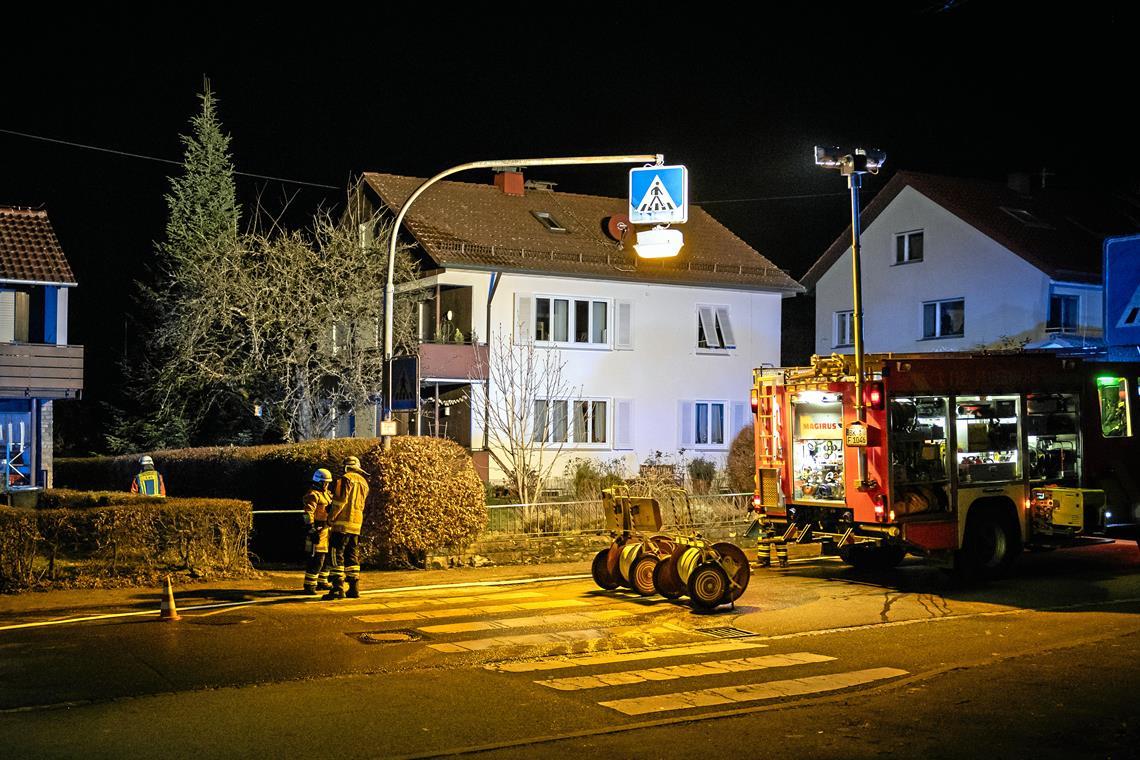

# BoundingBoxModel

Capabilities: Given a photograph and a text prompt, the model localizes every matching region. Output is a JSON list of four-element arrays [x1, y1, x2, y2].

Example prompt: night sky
[[1, 3, 1132, 426]]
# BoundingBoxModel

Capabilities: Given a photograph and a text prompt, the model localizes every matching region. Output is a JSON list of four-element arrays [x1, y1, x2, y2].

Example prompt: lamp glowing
[[633, 226, 683, 259]]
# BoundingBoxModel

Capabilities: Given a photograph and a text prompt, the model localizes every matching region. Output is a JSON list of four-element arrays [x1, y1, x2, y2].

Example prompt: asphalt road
[[3, 543, 1140, 759]]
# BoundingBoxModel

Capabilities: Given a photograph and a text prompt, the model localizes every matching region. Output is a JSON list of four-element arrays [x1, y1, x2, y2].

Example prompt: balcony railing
[[0, 343, 84, 398], [419, 342, 487, 381]]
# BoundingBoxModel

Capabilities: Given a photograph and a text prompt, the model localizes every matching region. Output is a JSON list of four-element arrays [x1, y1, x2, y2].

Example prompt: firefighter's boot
[[322, 579, 345, 601], [302, 583, 318, 595], [346, 577, 360, 599]]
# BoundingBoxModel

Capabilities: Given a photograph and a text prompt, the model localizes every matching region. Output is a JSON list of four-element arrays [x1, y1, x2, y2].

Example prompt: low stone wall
[[430, 521, 758, 569]]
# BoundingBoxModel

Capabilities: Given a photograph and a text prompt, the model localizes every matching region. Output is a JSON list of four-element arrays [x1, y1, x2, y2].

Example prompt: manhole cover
[[355, 630, 423, 644], [697, 626, 758, 639]]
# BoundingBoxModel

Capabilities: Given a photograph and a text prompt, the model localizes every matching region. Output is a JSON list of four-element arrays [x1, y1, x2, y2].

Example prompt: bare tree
[[474, 329, 578, 504]]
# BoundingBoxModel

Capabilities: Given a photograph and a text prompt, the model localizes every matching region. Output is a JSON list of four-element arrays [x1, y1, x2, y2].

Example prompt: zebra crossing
[[343, 580, 908, 717]]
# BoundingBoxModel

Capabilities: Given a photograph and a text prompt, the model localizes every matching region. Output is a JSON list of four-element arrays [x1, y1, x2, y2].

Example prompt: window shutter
[[715, 306, 736, 349], [614, 399, 634, 450], [731, 402, 748, 439], [698, 307, 718, 349], [0, 291, 14, 343], [514, 294, 533, 344], [679, 400, 694, 447], [615, 300, 633, 350]]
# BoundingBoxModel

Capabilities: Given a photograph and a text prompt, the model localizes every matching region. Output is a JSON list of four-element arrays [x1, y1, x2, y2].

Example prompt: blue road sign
[[1104, 234, 1140, 347], [390, 356, 419, 411], [629, 165, 688, 225]]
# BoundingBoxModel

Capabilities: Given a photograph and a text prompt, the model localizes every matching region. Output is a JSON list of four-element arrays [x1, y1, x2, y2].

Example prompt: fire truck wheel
[[629, 555, 659, 596], [956, 509, 1020, 580], [653, 557, 685, 600], [591, 549, 619, 590], [688, 562, 731, 611]]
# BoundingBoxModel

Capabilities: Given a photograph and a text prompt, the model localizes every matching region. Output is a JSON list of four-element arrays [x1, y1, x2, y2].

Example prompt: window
[[894, 230, 924, 264], [697, 305, 735, 350], [534, 399, 607, 445], [1097, 377, 1132, 438], [922, 298, 965, 339], [534, 296, 608, 346], [1047, 294, 1080, 332], [0, 290, 30, 343], [834, 310, 854, 347], [531, 211, 567, 232], [694, 401, 726, 446]]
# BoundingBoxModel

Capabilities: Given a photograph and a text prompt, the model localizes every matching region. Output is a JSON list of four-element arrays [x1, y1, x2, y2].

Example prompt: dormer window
[[531, 211, 567, 233]]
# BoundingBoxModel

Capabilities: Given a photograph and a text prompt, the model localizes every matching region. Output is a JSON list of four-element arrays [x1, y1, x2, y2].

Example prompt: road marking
[[429, 624, 680, 653], [536, 651, 835, 691], [339, 590, 547, 613], [598, 666, 909, 716], [488, 640, 770, 673], [355, 599, 592, 624], [418, 606, 665, 635]]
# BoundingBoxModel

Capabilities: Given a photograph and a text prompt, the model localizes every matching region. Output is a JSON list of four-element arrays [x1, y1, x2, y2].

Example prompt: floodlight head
[[633, 226, 683, 259], [814, 145, 887, 175], [814, 145, 846, 168]]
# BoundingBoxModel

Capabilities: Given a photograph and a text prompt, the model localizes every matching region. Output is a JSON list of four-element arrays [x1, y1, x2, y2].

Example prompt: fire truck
[[750, 351, 1140, 577]]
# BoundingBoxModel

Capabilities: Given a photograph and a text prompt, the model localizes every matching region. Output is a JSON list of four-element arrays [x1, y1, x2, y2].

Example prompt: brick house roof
[[362, 173, 803, 294], [0, 207, 77, 284], [802, 171, 1140, 287]]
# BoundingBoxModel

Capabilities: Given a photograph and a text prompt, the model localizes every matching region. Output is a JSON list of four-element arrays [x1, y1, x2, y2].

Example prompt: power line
[[0, 127, 339, 190]]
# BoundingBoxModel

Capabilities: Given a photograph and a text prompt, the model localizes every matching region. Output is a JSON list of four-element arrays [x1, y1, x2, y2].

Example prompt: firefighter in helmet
[[130, 455, 166, 497], [302, 468, 334, 595], [323, 456, 371, 600]]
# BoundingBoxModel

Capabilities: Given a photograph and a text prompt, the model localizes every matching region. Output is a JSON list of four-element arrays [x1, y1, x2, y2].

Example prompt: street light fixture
[[381, 153, 665, 449], [814, 144, 886, 489]]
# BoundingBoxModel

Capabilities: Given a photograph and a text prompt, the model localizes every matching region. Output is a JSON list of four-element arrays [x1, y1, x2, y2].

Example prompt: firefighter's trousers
[[304, 552, 330, 590], [328, 532, 361, 591]]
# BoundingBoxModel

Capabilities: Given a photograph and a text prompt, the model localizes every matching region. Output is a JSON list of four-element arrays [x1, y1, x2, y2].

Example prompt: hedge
[[0, 490, 252, 592], [55, 439, 380, 508]]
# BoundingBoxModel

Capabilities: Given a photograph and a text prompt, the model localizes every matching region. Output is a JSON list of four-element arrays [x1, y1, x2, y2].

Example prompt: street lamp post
[[381, 153, 664, 450], [814, 146, 886, 488]]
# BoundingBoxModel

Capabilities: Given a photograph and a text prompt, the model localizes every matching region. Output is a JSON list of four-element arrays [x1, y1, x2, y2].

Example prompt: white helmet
[[140, 455, 154, 467]]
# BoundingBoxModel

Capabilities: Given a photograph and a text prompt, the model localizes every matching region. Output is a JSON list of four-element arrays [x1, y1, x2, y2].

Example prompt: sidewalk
[[0, 560, 593, 625]]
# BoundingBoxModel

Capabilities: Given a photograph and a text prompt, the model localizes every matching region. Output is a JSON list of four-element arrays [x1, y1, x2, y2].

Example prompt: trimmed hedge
[[358, 437, 487, 568], [55, 439, 380, 508], [0, 490, 252, 592], [726, 424, 755, 493]]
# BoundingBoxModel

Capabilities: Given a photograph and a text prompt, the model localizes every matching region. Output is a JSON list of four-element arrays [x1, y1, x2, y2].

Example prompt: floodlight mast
[[814, 145, 885, 489], [381, 153, 664, 450]]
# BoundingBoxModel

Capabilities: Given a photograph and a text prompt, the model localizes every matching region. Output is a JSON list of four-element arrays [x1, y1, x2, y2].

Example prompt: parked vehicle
[[750, 352, 1140, 577]]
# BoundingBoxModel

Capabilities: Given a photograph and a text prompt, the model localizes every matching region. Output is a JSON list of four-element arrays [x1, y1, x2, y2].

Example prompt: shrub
[[0, 491, 252, 592], [726, 424, 755, 493], [55, 439, 380, 507], [564, 457, 626, 500], [687, 457, 717, 494], [357, 437, 487, 568]]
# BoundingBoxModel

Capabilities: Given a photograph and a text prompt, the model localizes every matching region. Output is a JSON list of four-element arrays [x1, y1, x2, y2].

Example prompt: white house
[[0, 207, 83, 489], [358, 171, 803, 482], [803, 171, 1139, 357]]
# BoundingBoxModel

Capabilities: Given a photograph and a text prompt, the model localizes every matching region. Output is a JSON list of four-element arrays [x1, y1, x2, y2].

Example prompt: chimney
[[494, 170, 525, 197]]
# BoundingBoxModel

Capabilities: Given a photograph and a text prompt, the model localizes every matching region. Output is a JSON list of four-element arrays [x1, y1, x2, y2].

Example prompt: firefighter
[[130, 455, 166, 497], [323, 456, 371, 600], [302, 468, 334, 595]]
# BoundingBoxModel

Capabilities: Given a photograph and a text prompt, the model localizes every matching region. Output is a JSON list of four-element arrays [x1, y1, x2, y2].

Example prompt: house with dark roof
[[358, 171, 802, 481], [0, 207, 83, 490], [802, 171, 1140, 357]]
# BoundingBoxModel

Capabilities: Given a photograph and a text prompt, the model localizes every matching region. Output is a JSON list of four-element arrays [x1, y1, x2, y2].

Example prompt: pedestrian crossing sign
[[629, 165, 688, 225]]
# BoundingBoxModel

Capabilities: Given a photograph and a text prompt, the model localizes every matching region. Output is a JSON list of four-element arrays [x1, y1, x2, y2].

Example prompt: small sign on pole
[[390, 356, 419, 412], [845, 421, 868, 448], [629, 165, 688, 225]]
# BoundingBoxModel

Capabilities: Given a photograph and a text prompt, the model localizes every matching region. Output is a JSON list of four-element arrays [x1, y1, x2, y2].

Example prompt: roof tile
[[0, 207, 77, 284]]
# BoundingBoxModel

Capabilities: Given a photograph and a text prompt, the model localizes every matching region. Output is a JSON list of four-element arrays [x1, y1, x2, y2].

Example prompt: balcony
[[419, 342, 487, 381], [0, 343, 84, 399]]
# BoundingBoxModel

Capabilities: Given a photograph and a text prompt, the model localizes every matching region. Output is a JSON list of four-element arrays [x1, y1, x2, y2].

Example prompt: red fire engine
[[750, 351, 1140, 577]]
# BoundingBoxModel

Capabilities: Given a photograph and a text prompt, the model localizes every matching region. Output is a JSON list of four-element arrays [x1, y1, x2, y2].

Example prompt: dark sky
[[1, 3, 1133, 403]]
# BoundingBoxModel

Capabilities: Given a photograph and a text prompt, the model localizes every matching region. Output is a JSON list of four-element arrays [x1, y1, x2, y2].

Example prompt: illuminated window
[[923, 298, 965, 339], [894, 230, 924, 264], [1097, 377, 1132, 438], [697, 305, 735, 350], [834, 310, 854, 347], [694, 401, 726, 446]]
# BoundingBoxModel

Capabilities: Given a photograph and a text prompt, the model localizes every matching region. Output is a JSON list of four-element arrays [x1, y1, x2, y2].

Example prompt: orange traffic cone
[[160, 575, 181, 621]]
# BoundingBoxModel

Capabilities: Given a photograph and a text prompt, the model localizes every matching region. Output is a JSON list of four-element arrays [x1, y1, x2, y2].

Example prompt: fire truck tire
[[688, 562, 731, 611], [591, 549, 619, 590], [653, 557, 686, 600], [629, 555, 659, 596], [956, 508, 1020, 580]]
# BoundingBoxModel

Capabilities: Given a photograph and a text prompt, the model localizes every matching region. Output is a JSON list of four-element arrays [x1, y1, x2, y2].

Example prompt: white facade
[[433, 268, 783, 479], [814, 186, 1104, 355]]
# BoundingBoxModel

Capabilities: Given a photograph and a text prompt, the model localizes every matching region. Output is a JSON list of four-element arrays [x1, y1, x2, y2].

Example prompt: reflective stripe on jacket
[[328, 471, 369, 535], [302, 487, 332, 553], [132, 470, 166, 497]]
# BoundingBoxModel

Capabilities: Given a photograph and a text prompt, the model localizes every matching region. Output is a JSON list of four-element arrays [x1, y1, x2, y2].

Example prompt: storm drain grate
[[354, 629, 424, 645], [696, 626, 759, 639]]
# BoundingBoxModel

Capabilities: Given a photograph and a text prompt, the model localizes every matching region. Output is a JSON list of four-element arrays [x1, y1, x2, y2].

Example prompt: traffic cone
[[160, 575, 181, 621]]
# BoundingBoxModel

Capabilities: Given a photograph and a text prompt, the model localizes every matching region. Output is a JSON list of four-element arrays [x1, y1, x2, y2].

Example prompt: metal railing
[[485, 493, 752, 537]]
